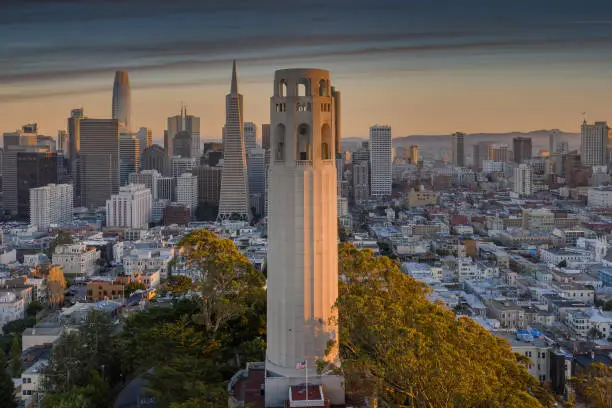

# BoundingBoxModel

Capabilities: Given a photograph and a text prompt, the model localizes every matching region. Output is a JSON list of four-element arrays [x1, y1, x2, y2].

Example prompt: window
[[296, 124, 311, 161]]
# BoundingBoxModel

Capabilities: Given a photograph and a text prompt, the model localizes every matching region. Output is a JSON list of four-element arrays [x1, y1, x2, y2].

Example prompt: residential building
[[87, 280, 125, 301], [0, 290, 25, 332], [30, 184, 73, 230], [21, 359, 47, 403], [522, 209, 554, 232], [176, 173, 198, 215], [52, 243, 99, 276], [369, 125, 392, 197], [513, 163, 533, 196], [105, 184, 152, 229], [588, 186, 612, 208]]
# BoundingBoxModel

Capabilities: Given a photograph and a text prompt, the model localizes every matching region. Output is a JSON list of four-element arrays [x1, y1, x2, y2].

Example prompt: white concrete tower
[[266, 69, 344, 407]]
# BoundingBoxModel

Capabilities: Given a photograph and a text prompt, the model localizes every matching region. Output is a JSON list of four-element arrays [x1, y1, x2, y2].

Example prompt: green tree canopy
[[334, 243, 555, 407], [47, 231, 74, 257], [9, 335, 21, 378], [0, 348, 16, 408]]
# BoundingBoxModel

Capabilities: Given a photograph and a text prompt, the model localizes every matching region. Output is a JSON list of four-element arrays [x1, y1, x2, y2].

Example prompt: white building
[[581, 120, 607, 166], [588, 186, 612, 208], [29, 183, 73, 231], [176, 173, 198, 215], [21, 359, 47, 403], [170, 156, 197, 178], [266, 69, 344, 406], [499, 333, 551, 383], [105, 184, 152, 229], [52, 243, 99, 276], [128, 170, 160, 200], [122, 247, 175, 277], [482, 160, 506, 173], [0, 291, 25, 332], [567, 308, 612, 339], [513, 163, 533, 196], [369, 125, 392, 197], [539, 248, 592, 267]]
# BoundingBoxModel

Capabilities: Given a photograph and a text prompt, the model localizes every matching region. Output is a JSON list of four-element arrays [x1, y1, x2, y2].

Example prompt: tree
[[332, 243, 555, 407], [26, 301, 44, 318], [46, 231, 74, 258], [0, 348, 16, 408], [557, 260, 568, 268], [159, 275, 195, 297], [124, 281, 146, 297], [9, 335, 21, 378], [603, 300, 612, 312], [571, 362, 612, 408], [46, 266, 67, 308]]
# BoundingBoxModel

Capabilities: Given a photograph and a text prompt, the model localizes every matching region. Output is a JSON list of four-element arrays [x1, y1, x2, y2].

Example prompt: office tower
[[57, 130, 67, 154], [176, 173, 198, 215], [17, 152, 59, 219], [581, 121, 608, 166], [171, 156, 197, 178], [134, 127, 152, 155], [192, 165, 222, 208], [513, 137, 532, 163], [549, 130, 559, 155], [172, 131, 192, 158], [513, 163, 533, 196], [352, 141, 370, 162], [129, 169, 160, 200], [112, 71, 132, 134], [67, 108, 85, 160], [556, 141, 569, 154], [353, 160, 370, 202], [247, 147, 266, 216], [332, 86, 341, 156], [488, 144, 510, 162], [30, 184, 73, 230], [218, 61, 250, 221], [409, 144, 419, 164], [105, 184, 152, 229], [261, 124, 271, 150], [141, 145, 170, 176], [119, 134, 140, 186], [157, 177, 176, 201], [472, 141, 489, 170], [244, 122, 258, 152], [451, 132, 465, 166], [2, 125, 42, 214], [166, 106, 200, 158], [79, 118, 120, 209], [36, 135, 56, 152], [369, 125, 392, 197], [266, 69, 343, 407]]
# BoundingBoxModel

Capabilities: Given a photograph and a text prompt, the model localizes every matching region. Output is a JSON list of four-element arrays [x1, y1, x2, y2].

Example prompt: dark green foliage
[[46, 231, 74, 257], [9, 336, 21, 378], [0, 348, 16, 408]]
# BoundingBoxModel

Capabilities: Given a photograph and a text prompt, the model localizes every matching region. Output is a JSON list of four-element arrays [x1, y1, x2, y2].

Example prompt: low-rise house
[[52, 243, 100, 276]]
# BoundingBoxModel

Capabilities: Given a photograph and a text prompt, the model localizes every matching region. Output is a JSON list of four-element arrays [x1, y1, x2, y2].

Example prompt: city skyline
[[3, 1, 612, 138]]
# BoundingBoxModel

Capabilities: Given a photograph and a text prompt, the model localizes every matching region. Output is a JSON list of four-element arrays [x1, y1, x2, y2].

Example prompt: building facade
[[369, 125, 392, 197], [513, 137, 532, 163], [581, 121, 608, 166], [513, 163, 533, 196], [29, 184, 73, 230], [119, 134, 140, 186], [106, 184, 152, 229], [112, 71, 132, 134], [176, 173, 198, 215], [451, 132, 465, 167]]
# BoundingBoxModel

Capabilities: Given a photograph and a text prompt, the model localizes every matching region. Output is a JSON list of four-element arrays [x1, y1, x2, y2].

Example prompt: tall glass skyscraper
[[112, 71, 132, 134]]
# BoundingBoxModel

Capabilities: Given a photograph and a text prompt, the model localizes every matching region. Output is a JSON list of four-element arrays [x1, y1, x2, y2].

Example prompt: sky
[[2, 0, 612, 140]]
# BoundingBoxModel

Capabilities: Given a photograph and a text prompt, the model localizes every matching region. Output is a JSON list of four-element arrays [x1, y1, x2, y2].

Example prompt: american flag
[[295, 360, 307, 370]]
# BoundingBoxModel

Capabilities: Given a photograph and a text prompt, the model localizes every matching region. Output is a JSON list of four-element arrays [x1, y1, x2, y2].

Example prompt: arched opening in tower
[[296, 124, 311, 161]]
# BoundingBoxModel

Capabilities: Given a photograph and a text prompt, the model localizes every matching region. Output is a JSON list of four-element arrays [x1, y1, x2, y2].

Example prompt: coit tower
[[112, 71, 132, 134], [265, 68, 344, 406]]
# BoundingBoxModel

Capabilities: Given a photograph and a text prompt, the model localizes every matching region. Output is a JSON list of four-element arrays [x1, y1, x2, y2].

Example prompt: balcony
[[295, 160, 313, 167]]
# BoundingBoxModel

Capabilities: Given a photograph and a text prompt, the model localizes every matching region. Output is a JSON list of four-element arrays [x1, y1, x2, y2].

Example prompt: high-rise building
[[30, 184, 73, 230], [172, 131, 192, 158], [513, 137, 532, 163], [157, 177, 176, 201], [247, 147, 266, 216], [176, 173, 198, 215], [353, 160, 370, 202], [218, 61, 250, 221], [244, 122, 258, 152], [17, 152, 59, 220], [112, 71, 132, 134], [451, 132, 465, 167], [141, 145, 170, 176], [171, 156, 197, 178], [369, 125, 392, 197], [134, 127, 152, 155], [57, 130, 67, 155], [581, 121, 608, 166], [472, 141, 489, 170], [549, 130, 559, 155], [332, 86, 341, 156], [79, 118, 120, 209], [119, 134, 140, 186], [192, 165, 222, 207], [166, 106, 200, 158], [129, 170, 160, 200], [106, 184, 152, 229], [261, 124, 271, 150], [67, 108, 85, 160], [513, 163, 533, 196], [488, 144, 510, 162], [266, 69, 343, 407], [409, 144, 419, 164]]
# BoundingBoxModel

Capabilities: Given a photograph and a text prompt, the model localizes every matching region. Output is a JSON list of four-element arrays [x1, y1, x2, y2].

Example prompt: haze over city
[[3, 0, 612, 138]]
